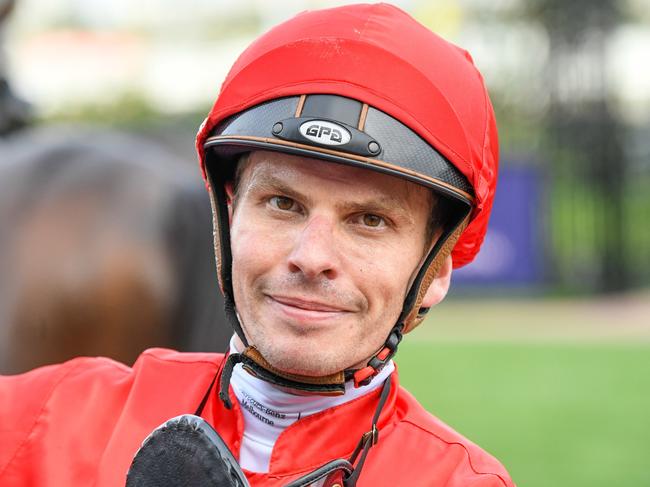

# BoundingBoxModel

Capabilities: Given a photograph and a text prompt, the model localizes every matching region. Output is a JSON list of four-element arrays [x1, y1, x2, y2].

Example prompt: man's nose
[[287, 216, 339, 280]]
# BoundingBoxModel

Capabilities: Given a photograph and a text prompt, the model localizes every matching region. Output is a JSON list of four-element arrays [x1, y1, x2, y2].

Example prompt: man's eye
[[270, 196, 297, 211], [361, 214, 385, 227]]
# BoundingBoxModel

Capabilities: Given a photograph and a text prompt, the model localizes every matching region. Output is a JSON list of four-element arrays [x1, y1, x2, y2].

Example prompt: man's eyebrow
[[244, 173, 310, 203], [337, 196, 415, 221]]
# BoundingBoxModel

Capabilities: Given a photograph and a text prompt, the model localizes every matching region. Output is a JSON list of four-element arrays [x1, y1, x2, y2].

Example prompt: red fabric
[[195, 3, 498, 268], [0, 349, 513, 486]]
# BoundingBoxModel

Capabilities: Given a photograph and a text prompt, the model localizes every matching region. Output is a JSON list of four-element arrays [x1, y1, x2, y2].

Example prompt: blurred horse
[[0, 127, 229, 374]]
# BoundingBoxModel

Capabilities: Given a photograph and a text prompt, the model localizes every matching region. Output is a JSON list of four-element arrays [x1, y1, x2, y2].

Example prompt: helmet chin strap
[[218, 346, 347, 409], [217, 211, 470, 408]]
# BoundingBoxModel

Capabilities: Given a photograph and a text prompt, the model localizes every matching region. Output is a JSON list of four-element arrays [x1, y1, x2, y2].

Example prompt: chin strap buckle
[[352, 326, 403, 388], [360, 424, 379, 446]]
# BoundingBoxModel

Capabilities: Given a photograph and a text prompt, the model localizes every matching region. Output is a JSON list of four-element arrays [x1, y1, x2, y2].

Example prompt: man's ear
[[224, 182, 234, 221], [421, 255, 452, 308]]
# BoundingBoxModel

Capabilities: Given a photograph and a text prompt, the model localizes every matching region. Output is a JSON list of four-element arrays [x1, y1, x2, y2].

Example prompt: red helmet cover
[[196, 3, 498, 268]]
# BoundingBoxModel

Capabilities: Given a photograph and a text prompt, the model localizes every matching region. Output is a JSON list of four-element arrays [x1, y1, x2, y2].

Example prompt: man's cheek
[[232, 231, 264, 270]]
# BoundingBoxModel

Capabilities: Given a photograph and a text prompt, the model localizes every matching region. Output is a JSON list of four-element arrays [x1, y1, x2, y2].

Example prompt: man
[[0, 4, 512, 486]]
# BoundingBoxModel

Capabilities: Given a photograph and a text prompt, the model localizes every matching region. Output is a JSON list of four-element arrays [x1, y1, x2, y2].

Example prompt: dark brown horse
[[0, 128, 229, 374]]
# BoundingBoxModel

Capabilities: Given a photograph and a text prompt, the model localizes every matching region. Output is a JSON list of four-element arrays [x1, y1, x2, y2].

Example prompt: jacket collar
[[204, 367, 401, 478]]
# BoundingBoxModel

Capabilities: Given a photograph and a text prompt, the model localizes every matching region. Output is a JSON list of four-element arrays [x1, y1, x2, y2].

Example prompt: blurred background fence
[[450, 0, 650, 294]]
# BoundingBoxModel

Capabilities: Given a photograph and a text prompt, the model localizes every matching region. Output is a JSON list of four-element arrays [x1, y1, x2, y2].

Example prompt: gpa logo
[[299, 120, 351, 146]]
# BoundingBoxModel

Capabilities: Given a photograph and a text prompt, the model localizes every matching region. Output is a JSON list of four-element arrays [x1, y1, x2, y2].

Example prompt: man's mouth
[[266, 294, 354, 321]]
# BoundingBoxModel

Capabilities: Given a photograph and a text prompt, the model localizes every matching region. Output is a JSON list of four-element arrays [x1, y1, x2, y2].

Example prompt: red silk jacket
[[0, 349, 514, 486]]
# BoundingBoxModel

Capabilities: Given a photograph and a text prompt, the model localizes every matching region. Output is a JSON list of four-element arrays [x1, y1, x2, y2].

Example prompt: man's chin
[[259, 344, 350, 378], [268, 357, 342, 378]]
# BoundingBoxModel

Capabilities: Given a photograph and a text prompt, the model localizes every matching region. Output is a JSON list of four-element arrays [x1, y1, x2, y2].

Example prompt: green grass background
[[396, 298, 650, 487]]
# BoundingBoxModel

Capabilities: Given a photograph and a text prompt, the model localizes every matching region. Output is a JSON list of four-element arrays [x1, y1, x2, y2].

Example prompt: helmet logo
[[299, 120, 351, 146]]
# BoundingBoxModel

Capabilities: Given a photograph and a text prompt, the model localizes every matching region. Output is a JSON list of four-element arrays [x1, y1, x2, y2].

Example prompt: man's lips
[[268, 295, 354, 313]]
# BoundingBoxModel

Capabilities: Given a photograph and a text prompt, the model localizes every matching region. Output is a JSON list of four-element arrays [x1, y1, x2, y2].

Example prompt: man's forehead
[[245, 150, 366, 179], [241, 150, 428, 200]]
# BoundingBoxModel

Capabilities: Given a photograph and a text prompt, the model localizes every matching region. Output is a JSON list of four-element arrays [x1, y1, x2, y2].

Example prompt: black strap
[[219, 352, 244, 409], [344, 377, 392, 486], [224, 293, 248, 348], [195, 350, 233, 415]]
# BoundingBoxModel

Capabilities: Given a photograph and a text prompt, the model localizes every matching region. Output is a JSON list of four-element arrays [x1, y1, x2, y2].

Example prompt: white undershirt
[[229, 340, 394, 473]]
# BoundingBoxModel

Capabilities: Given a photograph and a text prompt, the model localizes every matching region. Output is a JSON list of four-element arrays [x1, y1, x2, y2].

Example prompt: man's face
[[229, 150, 432, 377]]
